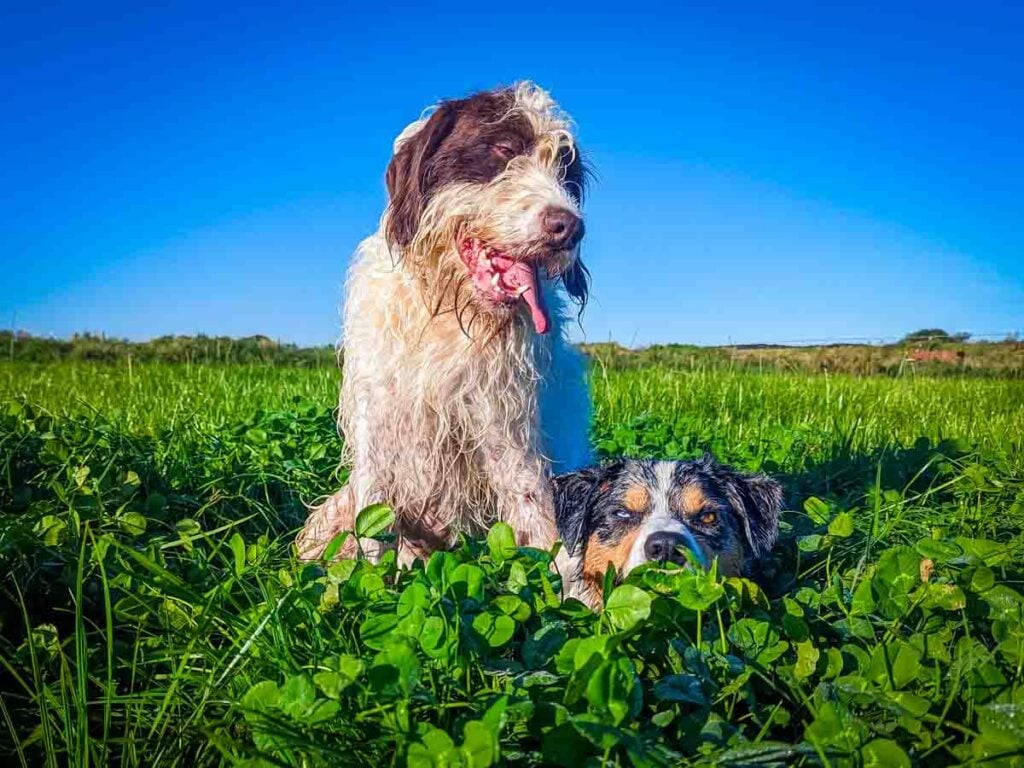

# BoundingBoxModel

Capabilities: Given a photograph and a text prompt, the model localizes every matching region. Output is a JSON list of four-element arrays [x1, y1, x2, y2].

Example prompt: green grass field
[[1, 361, 1022, 766]]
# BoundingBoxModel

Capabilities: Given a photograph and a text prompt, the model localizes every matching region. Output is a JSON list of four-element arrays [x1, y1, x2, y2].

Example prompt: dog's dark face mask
[[552, 455, 783, 595]]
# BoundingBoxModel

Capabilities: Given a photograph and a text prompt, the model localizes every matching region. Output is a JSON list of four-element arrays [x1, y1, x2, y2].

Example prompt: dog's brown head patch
[[384, 89, 536, 251]]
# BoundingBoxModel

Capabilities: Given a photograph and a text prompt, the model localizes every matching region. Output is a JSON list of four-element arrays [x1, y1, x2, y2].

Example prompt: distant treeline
[[582, 338, 1024, 378], [2, 330, 1022, 377], [0, 331, 336, 367]]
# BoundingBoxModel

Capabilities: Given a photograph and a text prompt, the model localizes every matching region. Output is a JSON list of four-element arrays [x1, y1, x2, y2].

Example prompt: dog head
[[553, 456, 783, 605], [382, 83, 589, 336]]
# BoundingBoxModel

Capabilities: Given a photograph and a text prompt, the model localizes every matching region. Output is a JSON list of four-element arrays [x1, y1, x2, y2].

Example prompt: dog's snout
[[540, 206, 584, 249], [644, 531, 690, 565]]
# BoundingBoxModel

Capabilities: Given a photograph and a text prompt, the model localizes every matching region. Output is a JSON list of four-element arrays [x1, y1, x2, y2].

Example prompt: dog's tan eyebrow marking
[[622, 485, 649, 514], [678, 483, 709, 515]]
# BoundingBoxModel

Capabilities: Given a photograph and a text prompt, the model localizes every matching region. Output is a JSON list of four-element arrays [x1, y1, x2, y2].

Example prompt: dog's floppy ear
[[384, 103, 459, 251], [559, 141, 590, 206], [561, 259, 590, 313], [557, 145, 590, 312], [710, 455, 783, 560], [551, 467, 602, 557], [551, 460, 622, 556]]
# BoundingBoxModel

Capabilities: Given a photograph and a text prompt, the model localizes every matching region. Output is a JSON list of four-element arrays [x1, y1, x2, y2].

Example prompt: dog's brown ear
[[561, 259, 590, 312], [728, 469, 783, 560], [384, 104, 459, 251], [559, 142, 590, 206], [558, 146, 590, 312]]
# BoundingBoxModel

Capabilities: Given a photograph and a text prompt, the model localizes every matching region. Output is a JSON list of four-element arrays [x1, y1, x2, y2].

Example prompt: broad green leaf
[[541, 723, 593, 767], [523, 622, 568, 669], [926, 582, 966, 611], [241, 680, 279, 712], [355, 503, 394, 538], [586, 657, 640, 725], [507, 561, 528, 592], [797, 534, 824, 552], [794, 640, 820, 679], [487, 522, 518, 565], [278, 675, 316, 720], [369, 639, 420, 698], [359, 612, 401, 650], [676, 569, 725, 611], [804, 496, 831, 525], [827, 512, 855, 538], [604, 585, 652, 632], [118, 511, 147, 536], [915, 537, 962, 563], [956, 536, 1009, 566], [968, 565, 996, 593], [977, 703, 1024, 747], [472, 611, 516, 648], [861, 738, 910, 768], [419, 616, 450, 660], [450, 563, 485, 603], [461, 720, 498, 767], [322, 530, 350, 561], [653, 674, 705, 705], [397, 580, 431, 616], [873, 547, 922, 619], [408, 727, 458, 768], [492, 594, 530, 621], [314, 655, 363, 700]]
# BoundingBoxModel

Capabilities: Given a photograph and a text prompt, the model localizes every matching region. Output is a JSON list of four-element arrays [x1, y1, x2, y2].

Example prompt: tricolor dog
[[554, 456, 783, 607]]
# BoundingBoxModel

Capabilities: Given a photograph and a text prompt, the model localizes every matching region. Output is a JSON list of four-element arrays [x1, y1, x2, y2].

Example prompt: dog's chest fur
[[340, 233, 591, 541]]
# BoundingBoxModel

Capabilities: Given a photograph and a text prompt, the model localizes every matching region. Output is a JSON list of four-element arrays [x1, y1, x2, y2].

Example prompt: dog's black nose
[[541, 206, 584, 249], [644, 531, 690, 564]]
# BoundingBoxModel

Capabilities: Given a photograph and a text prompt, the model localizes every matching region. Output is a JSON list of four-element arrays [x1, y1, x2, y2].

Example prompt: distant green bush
[[0, 331, 336, 366], [3, 331, 1022, 377]]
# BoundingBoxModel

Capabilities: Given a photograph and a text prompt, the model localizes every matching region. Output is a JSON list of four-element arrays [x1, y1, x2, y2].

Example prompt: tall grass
[[1, 361, 1022, 767]]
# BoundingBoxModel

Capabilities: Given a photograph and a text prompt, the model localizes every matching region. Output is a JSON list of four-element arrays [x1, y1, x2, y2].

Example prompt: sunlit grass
[[1, 361, 1022, 766]]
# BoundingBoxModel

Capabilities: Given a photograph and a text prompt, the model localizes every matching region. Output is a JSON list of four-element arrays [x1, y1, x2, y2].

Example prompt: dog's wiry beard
[[392, 170, 580, 343], [397, 184, 517, 343]]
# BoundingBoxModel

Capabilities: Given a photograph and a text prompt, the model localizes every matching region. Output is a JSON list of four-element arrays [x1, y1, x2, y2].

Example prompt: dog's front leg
[[296, 387, 389, 562], [483, 444, 557, 548], [296, 484, 358, 561], [295, 480, 389, 563], [482, 443, 579, 602]]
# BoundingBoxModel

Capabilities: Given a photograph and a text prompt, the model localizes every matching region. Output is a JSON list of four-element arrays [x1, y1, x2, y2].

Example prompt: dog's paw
[[295, 486, 358, 561]]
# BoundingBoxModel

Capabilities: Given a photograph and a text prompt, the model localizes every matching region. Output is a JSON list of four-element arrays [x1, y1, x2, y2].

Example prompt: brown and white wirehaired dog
[[296, 82, 593, 565]]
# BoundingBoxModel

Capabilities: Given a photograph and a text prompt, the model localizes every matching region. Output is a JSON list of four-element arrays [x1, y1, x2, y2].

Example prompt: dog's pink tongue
[[504, 261, 549, 334]]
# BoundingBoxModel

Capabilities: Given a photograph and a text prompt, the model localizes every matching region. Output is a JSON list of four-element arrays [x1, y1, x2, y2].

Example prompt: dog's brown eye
[[492, 142, 517, 160], [699, 512, 717, 526]]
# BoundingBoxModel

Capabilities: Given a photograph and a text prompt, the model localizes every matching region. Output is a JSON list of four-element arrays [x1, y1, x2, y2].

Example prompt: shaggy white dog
[[297, 82, 592, 567]]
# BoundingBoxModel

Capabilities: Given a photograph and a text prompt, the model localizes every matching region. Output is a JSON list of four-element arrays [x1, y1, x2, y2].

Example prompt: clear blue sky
[[2, 1, 1022, 346]]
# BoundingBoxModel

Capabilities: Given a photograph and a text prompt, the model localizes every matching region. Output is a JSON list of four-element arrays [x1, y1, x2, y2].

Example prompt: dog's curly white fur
[[297, 83, 592, 566]]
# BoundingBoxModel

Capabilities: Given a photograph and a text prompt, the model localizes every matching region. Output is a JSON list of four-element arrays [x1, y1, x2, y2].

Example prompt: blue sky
[[2, 1, 1021, 346]]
